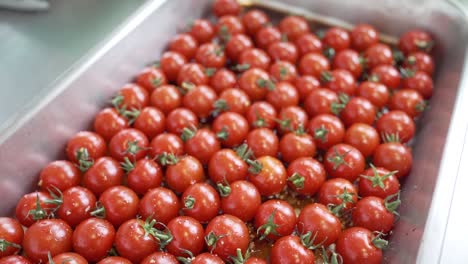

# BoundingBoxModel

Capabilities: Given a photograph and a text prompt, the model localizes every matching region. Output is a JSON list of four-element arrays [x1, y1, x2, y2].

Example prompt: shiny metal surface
[[0, 0, 467, 263]]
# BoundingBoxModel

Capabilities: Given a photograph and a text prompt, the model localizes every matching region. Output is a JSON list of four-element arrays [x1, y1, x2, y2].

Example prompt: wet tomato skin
[[127, 158, 163, 196], [359, 166, 400, 199], [208, 149, 248, 184], [248, 156, 287, 196], [108, 128, 149, 162], [304, 88, 338, 117], [399, 30, 434, 55], [138, 187, 181, 225], [94, 108, 129, 141], [83, 156, 124, 196], [287, 157, 326, 196], [49, 253, 88, 264], [166, 216, 205, 257], [140, 252, 179, 264], [344, 123, 380, 157], [297, 203, 342, 246], [133, 106, 166, 140], [57, 186, 96, 227], [66, 131, 106, 165], [270, 235, 315, 264], [97, 257, 132, 264], [352, 196, 396, 233], [246, 128, 279, 158], [323, 143, 366, 182], [221, 180, 261, 222], [136, 67, 167, 93], [212, 0, 241, 17], [279, 16, 310, 41], [357, 81, 390, 108], [98, 186, 139, 227], [242, 9, 269, 36], [165, 155, 205, 193], [182, 183, 221, 223], [323, 27, 351, 52], [72, 218, 115, 262], [376, 110, 415, 143], [255, 26, 282, 50], [38, 160, 81, 192], [0, 256, 32, 264], [254, 199, 297, 240], [169, 33, 198, 60], [150, 84, 182, 115], [150, 133, 184, 159], [0, 217, 23, 258], [373, 142, 413, 178], [160, 51, 188, 82], [336, 227, 383, 264], [15, 191, 56, 227], [351, 24, 379, 51], [188, 19, 215, 44]]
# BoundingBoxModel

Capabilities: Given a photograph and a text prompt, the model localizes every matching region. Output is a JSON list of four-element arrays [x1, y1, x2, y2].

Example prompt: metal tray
[[0, 0, 467, 263]]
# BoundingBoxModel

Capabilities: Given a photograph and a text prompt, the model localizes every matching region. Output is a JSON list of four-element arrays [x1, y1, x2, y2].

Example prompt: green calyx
[[314, 125, 329, 143], [125, 140, 143, 156], [288, 172, 305, 189], [76, 147, 94, 173], [141, 217, 173, 249], [360, 164, 398, 190], [184, 195, 196, 209], [157, 152, 179, 166], [181, 127, 197, 142], [257, 211, 279, 240], [235, 143, 254, 161], [217, 183, 232, 197], [212, 99, 229, 117], [0, 239, 21, 253], [320, 71, 334, 83], [329, 187, 356, 216], [247, 159, 263, 174], [256, 78, 276, 91], [216, 127, 229, 141], [121, 157, 136, 174], [327, 147, 351, 170], [384, 191, 401, 215]]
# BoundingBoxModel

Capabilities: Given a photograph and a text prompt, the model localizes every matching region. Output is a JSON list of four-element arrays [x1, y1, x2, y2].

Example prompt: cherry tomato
[[238, 48, 271, 71], [353, 196, 397, 233], [23, 219, 72, 263], [66, 131, 106, 166], [339, 97, 376, 127], [97, 257, 132, 264], [270, 60, 298, 83], [242, 9, 269, 36], [221, 180, 261, 222], [246, 257, 267, 264], [307, 114, 345, 150], [364, 43, 393, 69], [139, 187, 180, 225], [270, 235, 315, 264], [160, 51, 188, 82], [323, 27, 351, 52], [57, 186, 96, 227], [373, 142, 413, 178], [255, 200, 296, 240], [359, 166, 400, 199], [255, 26, 282, 50], [376, 110, 415, 143], [216, 15, 245, 39], [195, 43, 226, 69], [177, 63, 209, 86], [324, 143, 365, 182], [188, 19, 215, 44], [333, 49, 363, 78], [318, 178, 358, 213], [169, 33, 198, 60], [399, 30, 433, 55], [165, 155, 205, 193], [141, 252, 178, 264], [166, 108, 199, 135], [182, 183, 220, 223], [336, 227, 384, 264], [73, 218, 115, 262], [225, 34, 254, 62], [277, 106, 308, 134], [287, 157, 326, 196], [304, 88, 338, 117], [266, 81, 299, 110], [205, 215, 250, 261], [94, 107, 129, 141], [238, 68, 273, 101], [217, 88, 251, 115], [136, 67, 167, 93], [150, 85, 182, 115], [267, 41, 299, 63], [298, 52, 330, 78], [191, 253, 224, 264], [351, 24, 379, 51], [294, 33, 323, 56], [294, 75, 320, 101], [212, 0, 240, 17], [183, 128, 221, 165], [127, 158, 163, 195], [248, 156, 287, 196], [113, 83, 150, 110], [133, 106, 166, 140], [150, 133, 184, 160], [83, 156, 123, 196], [49, 253, 87, 264], [344, 123, 380, 157], [279, 132, 316, 163], [297, 203, 341, 246], [356, 81, 390, 108], [109, 128, 149, 162], [38, 160, 80, 192], [210, 68, 238, 94], [167, 216, 205, 257], [213, 112, 249, 147], [401, 70, 433, 99], [246, 128, 279, 158], [321, 69, 356, 95], [0, 256, 32, 264], [98, 186, 139, 227], [246, 101, 277, 129], [404, 51, 434, 75], [389, 89, 426, 118], [183, 84, 218, 119], [370, 64, 401, 89], [209, 149, 248, 183], [279, 16, 309, 41], [15, 191, 55, 227], [0, 218, 23, 258]]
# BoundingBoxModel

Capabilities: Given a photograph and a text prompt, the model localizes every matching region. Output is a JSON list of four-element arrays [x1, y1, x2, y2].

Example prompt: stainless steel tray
[[0, 0, 467, 263]]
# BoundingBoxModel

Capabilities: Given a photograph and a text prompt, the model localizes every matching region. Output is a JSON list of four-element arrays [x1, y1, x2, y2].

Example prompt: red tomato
[[238, 48, 271, 71], [287, 157, 326, 196], [205, 215, 250, 261], [38, 160, 80, 192], [246, 128, 279, 158], [149, 85, 182, 115], [225, 34, 254, 62], [57, 186, 96, 227], [279, 132, 316, 163], [23, 219, 73, 263], [213, 112, 249, 147], [216, 15, 245, 39], [270, 60, 298, 83], [188, 19, 215, 44], [177, 63, 209, 86], [167, 216, 205, 257], [113, 83, 149, 110], [0, 218, 23, 258], [109, 128, 149, 162], [191, 253, 224, 264], [294, 75, 320, 100], [221, 180, 261, 222], [389, 89, 426, 118], [182, 183, 220, 223], [165, 155, 205, 193], [323, 27, 351, 52], [359, 166, 400, 199], [246, 101, 277, 129], [208, 149, 248, 184], [267, 42, 299, 63], [255, 26, 282, 50], [141, 252, 178, 264], [277, 106, 308, 134], [72, 218, 115, 262], [49, 252, 87, 264], [183, 84, 218, 119], [169, 33, 198, 60], [266, 82, 299, 110], [94, 107, 129, 141], [242, 9, 269, 36], [83, 156, 123, 196], [217, 88, 251, 115], [356, 81, 390, 108], [399, 30, 433, 55], [246, 257, 267, 264], [248, 156, 287, 196], [210, 68, 238, 94], [344, 123, 380, 157], [304, 88, 338, 117], [139, 187, 180, 225], [255, 200, 296, 240], [294, 33, 323, 56], [339, 97, 376, 127], [298, 53, 330, 78], [133, 107, 165, 139], [376, 110, 415, 143], [401, 70, 433, 99], [239, 68, 273, 101], [351, 24, 379, 51], [15, 191, 56, 227], [364, 43, 393, 69], [212, 0, 240, 17], [166, 108, 199, 135], [370, 65, 401, 89], [195, 43, 226, 69], [333, 49, 363, 78], [318, 178, 358, 214], [126, 158, 163, 195], [323, 143, 365, 182], [150, 133, 184, 160], [160, 51, 188, 82], [373, 142, 413, 178], [183, 128, 220, 165], [98, 186, 139, 227], [97, 257, 132, 264], [66, 131, 106, 168], [336, 227, 384, 264], [136, 67, 167, 93], [404, 51, 434, 75], [321, 69, 356, 95], [353, 196, 398, 233], [297, 203, 342, 246], [270, 235, 315, 264], [0, 256, 32, 264], [279, 16, 309, 41], [307, 114, 345, 150]]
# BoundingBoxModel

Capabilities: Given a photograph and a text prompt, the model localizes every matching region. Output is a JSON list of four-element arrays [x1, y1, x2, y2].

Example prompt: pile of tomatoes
[[0, 0, 436, 263]]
